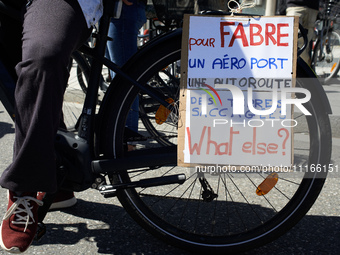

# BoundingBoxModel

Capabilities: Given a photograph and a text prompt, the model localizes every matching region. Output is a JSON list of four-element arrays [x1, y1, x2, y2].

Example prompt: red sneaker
[[0, 191, 43, 253], [37, 191, 77, 210]]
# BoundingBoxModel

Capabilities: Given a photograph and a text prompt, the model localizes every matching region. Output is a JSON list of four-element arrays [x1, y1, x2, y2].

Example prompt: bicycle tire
[[329, 30, 340, 80], [311, 30, 340, 84], [99, 32, 331, 254]]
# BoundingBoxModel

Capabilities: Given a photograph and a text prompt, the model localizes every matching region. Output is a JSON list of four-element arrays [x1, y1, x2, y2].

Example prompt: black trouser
[[0, 0, 91, 192]]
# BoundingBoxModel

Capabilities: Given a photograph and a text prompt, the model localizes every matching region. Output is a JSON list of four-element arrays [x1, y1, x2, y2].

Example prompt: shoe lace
[[3, 195, 43, 232]]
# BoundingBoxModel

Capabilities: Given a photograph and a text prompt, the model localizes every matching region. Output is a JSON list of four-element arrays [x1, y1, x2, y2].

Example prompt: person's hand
[[123, 0, 133, 6]]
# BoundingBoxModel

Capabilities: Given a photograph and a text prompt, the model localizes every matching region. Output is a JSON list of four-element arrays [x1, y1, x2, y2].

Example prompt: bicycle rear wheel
[[312, 30, 340, 84], [99, 32, 331, 253]]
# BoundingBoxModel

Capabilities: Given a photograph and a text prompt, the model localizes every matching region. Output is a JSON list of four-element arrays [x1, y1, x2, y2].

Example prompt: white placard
[[178, 15, 298, 167]]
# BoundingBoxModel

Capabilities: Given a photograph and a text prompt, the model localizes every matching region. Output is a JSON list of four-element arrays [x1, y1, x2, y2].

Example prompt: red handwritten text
[[186, 126, 240, 155], [189, 37, 215, 51], [242, 127, 279, 155], [220, 22, 289, 48]]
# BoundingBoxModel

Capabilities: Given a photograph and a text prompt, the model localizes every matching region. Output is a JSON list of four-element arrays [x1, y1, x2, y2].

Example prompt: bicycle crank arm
[[99, 174, 186, 198]]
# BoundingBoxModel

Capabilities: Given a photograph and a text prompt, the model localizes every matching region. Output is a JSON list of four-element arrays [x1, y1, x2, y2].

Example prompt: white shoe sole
[[50, 197, 77, 210]]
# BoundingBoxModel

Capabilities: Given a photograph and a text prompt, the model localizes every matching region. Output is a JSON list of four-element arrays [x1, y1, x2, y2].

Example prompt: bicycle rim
[[312, 30, 340, 84], [102, 38, 331, 253]]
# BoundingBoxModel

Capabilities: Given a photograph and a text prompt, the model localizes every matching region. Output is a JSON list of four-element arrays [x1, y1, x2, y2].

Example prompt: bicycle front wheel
[[312, 30, 340, 84], [100, 32, 331, 254]]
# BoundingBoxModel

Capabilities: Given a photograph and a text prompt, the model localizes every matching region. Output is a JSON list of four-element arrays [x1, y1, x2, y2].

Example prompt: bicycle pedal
[[35, 222, 46, 241]]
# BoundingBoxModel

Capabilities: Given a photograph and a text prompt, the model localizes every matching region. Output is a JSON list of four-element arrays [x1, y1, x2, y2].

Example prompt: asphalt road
[[0, 81, 339, 255]]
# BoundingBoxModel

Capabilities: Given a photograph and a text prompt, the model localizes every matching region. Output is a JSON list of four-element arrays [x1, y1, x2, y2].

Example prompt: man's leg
[[0, 0, 90, 253], [286, 6, 318, 65], [0, 0, 90, 193], [106, 0, 146, 133]]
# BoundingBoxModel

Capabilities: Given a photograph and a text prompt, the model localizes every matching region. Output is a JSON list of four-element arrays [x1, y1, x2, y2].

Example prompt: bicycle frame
[[72, 0, 179, 175], [0, 0, 184, 232], [76, 2, 176, 142], [0, 0, 179, 189]]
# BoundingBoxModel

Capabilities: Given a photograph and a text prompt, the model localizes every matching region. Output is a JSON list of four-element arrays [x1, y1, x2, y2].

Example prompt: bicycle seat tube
[[76, 0, 116, 141], [77, 0, 174, 141]]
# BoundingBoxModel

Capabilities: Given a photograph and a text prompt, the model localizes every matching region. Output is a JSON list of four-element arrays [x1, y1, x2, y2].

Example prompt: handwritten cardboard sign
[[178, 15, 298, 167]]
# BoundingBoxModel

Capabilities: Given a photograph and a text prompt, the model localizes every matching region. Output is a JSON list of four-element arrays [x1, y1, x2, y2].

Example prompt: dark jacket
[[286, 0, 320, 11], [277, 0, 320, 15]]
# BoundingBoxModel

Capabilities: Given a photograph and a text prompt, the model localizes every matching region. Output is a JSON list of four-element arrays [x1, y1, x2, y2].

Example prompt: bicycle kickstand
[[34, 192, 57, 241]]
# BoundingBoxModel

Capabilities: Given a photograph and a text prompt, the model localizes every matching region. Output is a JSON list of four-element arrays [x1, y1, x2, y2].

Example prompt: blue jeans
[[106, 0, 146, 133]]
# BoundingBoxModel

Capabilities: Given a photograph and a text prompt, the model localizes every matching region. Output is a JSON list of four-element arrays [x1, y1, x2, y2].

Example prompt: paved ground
[[324, 80, 340, 138], [0, 79, 339, 255]]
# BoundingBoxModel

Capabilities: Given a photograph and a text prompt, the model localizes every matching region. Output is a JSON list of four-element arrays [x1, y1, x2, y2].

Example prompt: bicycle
[[0, 0, 333, 254], [311, 0, 340, 84]]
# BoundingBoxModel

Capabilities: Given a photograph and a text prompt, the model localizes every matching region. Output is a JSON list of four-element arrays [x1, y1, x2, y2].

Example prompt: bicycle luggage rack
[[98, 174, 186, 198], [91, 146, 177, 173]]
